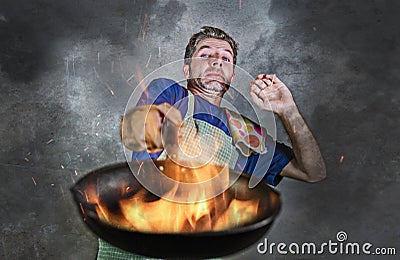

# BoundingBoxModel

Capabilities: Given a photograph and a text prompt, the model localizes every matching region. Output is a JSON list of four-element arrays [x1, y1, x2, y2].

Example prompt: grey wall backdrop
[[0, 0, 399, 259]]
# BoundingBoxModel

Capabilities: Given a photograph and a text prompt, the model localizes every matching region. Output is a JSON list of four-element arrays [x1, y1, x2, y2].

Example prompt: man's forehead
[[195, 38, 233, 53]]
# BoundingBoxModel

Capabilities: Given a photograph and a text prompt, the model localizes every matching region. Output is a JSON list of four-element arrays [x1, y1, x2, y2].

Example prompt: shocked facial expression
[[183, 38, 236, 94]]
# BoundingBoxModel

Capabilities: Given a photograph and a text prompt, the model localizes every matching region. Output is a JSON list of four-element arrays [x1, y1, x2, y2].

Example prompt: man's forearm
[[249, 73, 326, 182], [279, 105, 326, 182]]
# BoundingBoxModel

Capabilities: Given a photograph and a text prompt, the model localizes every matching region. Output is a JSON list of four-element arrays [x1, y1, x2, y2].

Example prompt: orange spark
[[146, 54, 152, 68], [60, 186, 65, 200], [72, 55, 76, 76], [135, 64, 146, 91], [126, 72, 135, 82], [93, 67, 115, 96], [138, 14, 150, 41], [237, 163, 243, 171], [104, 82, 115, 96], [339, 155, 344, 163], [118, 55, 135, 88], [136, 161, 144, 176], [79, 203, 85, 215]]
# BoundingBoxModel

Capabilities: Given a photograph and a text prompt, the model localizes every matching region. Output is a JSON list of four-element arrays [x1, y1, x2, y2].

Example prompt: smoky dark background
[[0, 0, 399, 259]]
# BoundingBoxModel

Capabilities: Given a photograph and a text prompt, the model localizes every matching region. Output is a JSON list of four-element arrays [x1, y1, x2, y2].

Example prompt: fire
[[103, 190, 259, 233], [82, 163, 261, 233]]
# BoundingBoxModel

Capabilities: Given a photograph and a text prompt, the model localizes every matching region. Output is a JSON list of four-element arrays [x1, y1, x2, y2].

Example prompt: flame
[[82, 163, 261, 233], [117, 183, 260, 233], [83, 115, 262, 233]]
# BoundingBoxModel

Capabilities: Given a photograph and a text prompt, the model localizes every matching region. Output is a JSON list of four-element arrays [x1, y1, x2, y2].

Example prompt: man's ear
[[183, 64, 190, 79]]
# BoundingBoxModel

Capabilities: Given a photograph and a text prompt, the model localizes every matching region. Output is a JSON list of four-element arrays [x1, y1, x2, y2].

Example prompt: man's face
[[183, 38, 236, 94]]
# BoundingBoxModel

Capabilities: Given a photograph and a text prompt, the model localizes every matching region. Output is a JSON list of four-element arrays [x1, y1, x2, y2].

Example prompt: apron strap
[[185, 91, 195, 119]]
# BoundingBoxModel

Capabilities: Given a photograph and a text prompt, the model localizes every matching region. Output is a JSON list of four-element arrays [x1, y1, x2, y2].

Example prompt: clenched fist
[[120, 103, 183, 152]]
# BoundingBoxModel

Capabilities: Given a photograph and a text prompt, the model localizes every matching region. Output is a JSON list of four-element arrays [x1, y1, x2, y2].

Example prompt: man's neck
[[187, 82, 225, 107]]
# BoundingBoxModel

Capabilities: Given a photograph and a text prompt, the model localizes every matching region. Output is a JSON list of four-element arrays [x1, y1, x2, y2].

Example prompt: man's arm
[[250, 74, 326, 183], [121, 103, 182, 152], [121, 79, 185, 153]]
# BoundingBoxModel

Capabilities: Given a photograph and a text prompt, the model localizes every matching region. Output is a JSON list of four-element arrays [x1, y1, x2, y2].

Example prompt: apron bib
[[158, 92, 238, 169]]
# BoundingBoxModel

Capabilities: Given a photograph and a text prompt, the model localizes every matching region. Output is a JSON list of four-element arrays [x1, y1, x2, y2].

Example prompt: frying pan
[[71, 160, 281, 259]]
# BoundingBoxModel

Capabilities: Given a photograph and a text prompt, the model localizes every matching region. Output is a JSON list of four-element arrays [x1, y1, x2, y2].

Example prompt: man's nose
[[210, 57, 223, 67]]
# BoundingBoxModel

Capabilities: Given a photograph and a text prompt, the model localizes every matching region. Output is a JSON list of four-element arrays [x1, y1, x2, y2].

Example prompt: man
[[100, 26, 326, 259]]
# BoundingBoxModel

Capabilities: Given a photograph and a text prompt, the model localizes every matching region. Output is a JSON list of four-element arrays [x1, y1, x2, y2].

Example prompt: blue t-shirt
[[131, 78, 294, 186]]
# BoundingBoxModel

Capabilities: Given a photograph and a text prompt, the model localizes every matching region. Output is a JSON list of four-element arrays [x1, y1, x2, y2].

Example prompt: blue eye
[[222, 57, 230, 62], [200, 54, 210, 58]]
